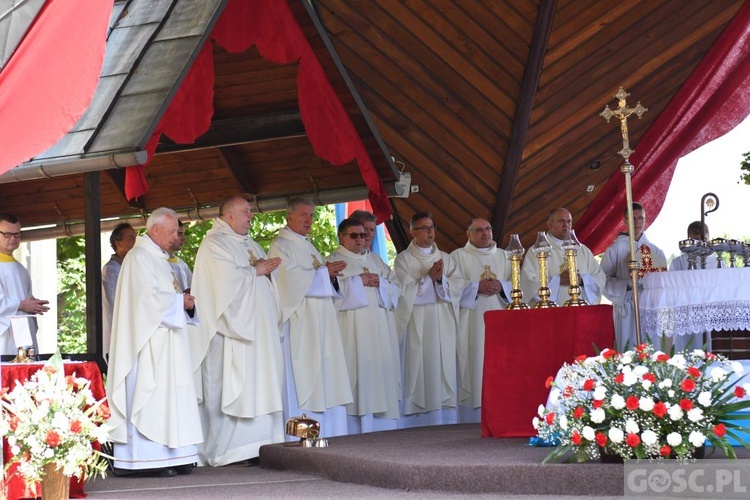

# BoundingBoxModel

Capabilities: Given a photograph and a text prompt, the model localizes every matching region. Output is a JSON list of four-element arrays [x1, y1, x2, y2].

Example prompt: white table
[[640, 267, 750, 341]]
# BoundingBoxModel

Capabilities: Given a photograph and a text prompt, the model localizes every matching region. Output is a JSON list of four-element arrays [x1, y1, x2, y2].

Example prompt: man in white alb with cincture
[[190, 195, 285, 465]]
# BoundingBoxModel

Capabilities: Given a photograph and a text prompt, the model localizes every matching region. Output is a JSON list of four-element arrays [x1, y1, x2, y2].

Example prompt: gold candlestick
[[505, 233, 529, 310], [532, 232, 557, 308], [563, 230, 588, 307]]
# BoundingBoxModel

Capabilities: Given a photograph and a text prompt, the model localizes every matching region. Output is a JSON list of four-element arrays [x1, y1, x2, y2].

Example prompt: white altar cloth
[[640, 268, 750, 338]]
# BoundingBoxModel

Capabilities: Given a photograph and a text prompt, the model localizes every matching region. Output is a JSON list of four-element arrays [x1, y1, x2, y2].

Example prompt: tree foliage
[[740, 151, 750, 185], [55, 205, 340, 353]]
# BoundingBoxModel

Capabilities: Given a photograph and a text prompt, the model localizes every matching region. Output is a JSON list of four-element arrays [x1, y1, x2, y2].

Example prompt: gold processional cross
[[600, 87, 648, 345]]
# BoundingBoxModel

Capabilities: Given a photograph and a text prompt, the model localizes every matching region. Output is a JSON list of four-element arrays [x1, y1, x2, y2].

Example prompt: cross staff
[[600, 87, 648, 347]]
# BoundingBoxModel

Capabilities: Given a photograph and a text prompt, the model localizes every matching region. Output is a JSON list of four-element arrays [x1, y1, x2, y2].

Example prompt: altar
[[2, 361, 105, 499], [640, 267, 750, 355]]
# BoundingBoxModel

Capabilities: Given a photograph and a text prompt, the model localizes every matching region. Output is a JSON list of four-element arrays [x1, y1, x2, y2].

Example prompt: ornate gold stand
[[506, 234, 528, 310], [532, 232, 557, 308], [563, 231, 588, 307]]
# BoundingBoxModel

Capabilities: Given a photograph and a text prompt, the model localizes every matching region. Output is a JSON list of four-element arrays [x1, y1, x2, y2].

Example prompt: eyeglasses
[[345, 232, 367, 239], [413, 225, 436, 231], [0, 231, 21, 239], [469, 226, 492, 233]]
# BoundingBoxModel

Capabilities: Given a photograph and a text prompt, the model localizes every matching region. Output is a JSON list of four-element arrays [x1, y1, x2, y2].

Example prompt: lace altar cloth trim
[[641, 300, 750, 337]]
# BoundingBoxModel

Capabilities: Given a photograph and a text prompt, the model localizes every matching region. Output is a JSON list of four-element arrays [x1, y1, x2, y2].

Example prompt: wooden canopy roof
[[0, 0, 744, 252]]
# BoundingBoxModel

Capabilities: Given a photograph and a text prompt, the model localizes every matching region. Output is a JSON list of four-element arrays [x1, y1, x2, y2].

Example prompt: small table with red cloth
[[2, 361, 105, 499], [481, 305, 615, 437]]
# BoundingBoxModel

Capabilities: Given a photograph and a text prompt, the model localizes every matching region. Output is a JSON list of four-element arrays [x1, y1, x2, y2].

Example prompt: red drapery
[[0, 0, 113, 174], [125, 0, 392, 222], [576, 2, 750, 255]]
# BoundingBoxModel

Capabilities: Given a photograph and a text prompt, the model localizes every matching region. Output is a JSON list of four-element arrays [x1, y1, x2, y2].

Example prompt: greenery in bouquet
[[0, 352, 111, 482], [534, 343, 750, 462]]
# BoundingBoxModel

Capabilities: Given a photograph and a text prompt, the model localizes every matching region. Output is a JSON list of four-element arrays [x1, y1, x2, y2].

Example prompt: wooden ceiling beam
[[216, 145, 257, 194], [491, 0, 557, 241], [154, 112, 306, 154]]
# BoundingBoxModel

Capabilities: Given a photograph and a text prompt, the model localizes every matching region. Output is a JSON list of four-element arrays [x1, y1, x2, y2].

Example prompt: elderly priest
[[107, 207, 201, 477]]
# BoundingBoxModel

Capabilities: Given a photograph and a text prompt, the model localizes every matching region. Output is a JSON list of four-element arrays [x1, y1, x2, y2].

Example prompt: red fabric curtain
[[0, 0, 113, 174], [576, 2, 750, 255], [126, 0, 392, 222]]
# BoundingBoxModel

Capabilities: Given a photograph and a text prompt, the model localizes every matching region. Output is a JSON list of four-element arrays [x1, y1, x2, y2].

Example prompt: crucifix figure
[[600, 87, 648, 162], [600, 87, 648, 346]]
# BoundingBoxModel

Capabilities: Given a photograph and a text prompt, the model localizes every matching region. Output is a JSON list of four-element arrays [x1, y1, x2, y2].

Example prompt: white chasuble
[[101, 255, 122, 358], [0, 256, 37, 355], [189, 217, 284, 465], [447, 242, 511, 412], [329, 246, 401, 422], [168, 257, 193, 292], [268, 227, 353, 414], [394, 241, 458, 417], [520, 232, 605, 306], [107, 235, 202, 469]]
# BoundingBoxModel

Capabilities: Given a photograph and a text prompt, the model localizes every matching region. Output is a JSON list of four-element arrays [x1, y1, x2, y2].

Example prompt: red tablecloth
[[481, 305, 615, 437], [2, 361, 105, 499]]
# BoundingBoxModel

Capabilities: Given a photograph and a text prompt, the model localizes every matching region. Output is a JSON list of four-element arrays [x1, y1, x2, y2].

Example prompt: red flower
[[681, 378, 696, 392], [8, 415, 19, 431], [687, 367, 701, 378], [70, 420, 83, 434], [573, 406, 585, 419], [714, 423, 727, 437], [583, 379, 596, 391], [545, 376, 554, 389], [636, 343, 649, 352], [656, 353, 670, 362], [707, 352, 718, 361], [545, 412, 555, 425], [97, 404, 111, 420], [735, 386, 746, 398], [653, 402, 668, 418], [571, 431, 582, 445], [65, 375, 75, 387], [638, 351, 648, 361], [42, 365, 57, 374], [575, 354, 588, 363], [626, 396, 639, 411], [659, 445, 672, 457], [602, 349, 617, 359], [593, 399, 604, 408], [626, 433, 641, 448], [595, 432, 608, 447], [643, 373, 656, 383], [563, 386, 574, 398], [45, 430, 60, 448], [614, 373, 624, 384], [679, 399, 693, 411]]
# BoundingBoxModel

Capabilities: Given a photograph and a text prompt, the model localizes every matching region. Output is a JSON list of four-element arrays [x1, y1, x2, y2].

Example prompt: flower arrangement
[[0, 352, 111, 483], [533, 344, 750, 462]]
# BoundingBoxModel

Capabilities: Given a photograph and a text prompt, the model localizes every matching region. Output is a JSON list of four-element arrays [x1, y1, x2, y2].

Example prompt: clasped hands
[[477, 278, 502, 295]]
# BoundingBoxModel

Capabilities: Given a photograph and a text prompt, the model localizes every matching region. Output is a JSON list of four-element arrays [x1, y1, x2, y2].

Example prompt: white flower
[[620, 354, 633, 365], [590, 407, 606, 424], [691, 349, 706, 359], [732, 362, 744, 376], [689, 431, 706, 447], [608, 427, 624, 443], [743, 383, 750, 395], [549, 390, 559, 405], [582, 426, 595, 441], [668, 405, 684, 421], [559, 415, 569, 430], [532, 417, 540, 429], [622, 371, 638, 387], [641, 430, 658, 446], [537, 404, 545, 417], [639, 397, 655, 412], [625, 418, 640, 434], [641, 379, 652, 390], [667, 432, 683, 446], [668, 389, 675, 398], [687, 408, 704, 423], [593, 386, 607, 400], [698, 391, 712, 406], [10, 445, 20, 456], [633, 365, 649, 377], [668, 354, 687, 369], [710, 366, 727, 382], [659, 379, 673, 389], [611, 394, 626, 410]]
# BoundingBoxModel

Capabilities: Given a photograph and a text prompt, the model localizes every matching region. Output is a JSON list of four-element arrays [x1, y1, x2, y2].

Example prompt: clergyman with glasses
[[446, 218, 511, 423], [0, 214, 49, 355], [327, 217, 402, 433], [394, 212, 459, 426]]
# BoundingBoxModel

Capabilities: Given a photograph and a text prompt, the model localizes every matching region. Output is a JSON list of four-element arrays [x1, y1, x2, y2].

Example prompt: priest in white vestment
[[669, 221, 719, 271], [328, 218, 401, 433], [394, 212, 459, 426], [521, 208, 605, 306], [189, 195, 285, 465], [0, 214, 49, 355], [168, 220, 193, 292], [107, 208, 202, 477], [602, 203, 668, 351], [102, 223, 136, 360], [446, 218, 511, 423], [268, 198, 353, 437]]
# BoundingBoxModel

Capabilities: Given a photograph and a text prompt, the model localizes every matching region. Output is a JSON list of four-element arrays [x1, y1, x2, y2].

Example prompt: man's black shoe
[[111, 467, 177, 478], [175, 463, 195, 475]]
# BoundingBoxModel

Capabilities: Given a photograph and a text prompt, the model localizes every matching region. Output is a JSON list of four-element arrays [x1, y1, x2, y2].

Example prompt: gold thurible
[[532, 232, 557, 308], [505, 234, 529, 310]]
